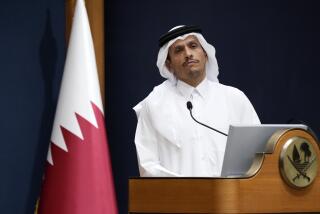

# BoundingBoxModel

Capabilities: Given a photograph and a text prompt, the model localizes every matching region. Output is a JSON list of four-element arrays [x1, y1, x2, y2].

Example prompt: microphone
[[186, 101, 228, 136]]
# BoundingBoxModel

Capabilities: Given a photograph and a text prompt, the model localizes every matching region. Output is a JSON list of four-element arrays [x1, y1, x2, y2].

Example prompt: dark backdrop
[[0, 0, 320, 213], [0, 0, 65, 213], [105, 0, 320, 213]]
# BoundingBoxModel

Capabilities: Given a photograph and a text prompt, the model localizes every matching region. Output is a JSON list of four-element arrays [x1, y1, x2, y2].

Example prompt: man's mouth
[[183, 60, 199, 66]]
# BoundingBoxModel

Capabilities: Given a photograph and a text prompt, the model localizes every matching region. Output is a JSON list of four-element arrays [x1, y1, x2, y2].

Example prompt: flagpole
[[66, 0, 105, 105]]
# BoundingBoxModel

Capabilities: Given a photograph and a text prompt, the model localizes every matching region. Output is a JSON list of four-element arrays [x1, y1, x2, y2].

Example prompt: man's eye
[[190, 43, 198, 48], [174, 48, 182, 53]]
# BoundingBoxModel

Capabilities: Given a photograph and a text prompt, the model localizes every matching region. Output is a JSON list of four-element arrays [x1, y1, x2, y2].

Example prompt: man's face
[[166, 35, 207, 87]]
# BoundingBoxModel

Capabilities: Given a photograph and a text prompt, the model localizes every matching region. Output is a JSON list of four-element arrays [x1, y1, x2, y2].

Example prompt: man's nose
[[184, 47, 193, 58]]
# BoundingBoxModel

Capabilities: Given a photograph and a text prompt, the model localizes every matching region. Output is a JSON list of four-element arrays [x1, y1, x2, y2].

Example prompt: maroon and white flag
[[38, 0, 117, 213]]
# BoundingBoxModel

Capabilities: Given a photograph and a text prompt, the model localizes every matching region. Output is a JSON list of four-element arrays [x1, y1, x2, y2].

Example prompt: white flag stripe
[[49, 0, 103, 159]]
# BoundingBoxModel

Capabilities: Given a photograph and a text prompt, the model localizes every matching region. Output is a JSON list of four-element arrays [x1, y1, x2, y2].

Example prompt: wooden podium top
[[129, 129, 320, 213]]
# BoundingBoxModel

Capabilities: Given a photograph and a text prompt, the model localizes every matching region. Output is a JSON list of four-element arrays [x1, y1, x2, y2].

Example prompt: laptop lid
[[221, 124, 307, 177]]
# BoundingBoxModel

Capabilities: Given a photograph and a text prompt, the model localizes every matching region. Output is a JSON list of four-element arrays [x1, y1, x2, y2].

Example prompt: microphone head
[[186, 101, 193, 110]]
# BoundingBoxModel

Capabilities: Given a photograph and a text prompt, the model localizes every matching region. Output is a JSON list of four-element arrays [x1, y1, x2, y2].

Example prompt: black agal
[[159, 25, 202, 47]]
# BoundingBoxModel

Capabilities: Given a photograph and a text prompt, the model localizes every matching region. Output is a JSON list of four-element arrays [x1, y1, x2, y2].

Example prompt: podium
[[129, 128, 320, 213]]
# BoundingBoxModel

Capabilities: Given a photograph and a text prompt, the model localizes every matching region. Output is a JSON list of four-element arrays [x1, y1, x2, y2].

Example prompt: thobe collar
[[176, 77, 209, 100]]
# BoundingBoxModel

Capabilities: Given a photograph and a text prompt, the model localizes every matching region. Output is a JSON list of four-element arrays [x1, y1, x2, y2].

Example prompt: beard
[[187, 69, 201, 78], [172, 66, 206, 86]]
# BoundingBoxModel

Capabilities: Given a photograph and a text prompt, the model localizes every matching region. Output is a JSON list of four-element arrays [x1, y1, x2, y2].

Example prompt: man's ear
[[203, 49, 208, 59], [165, 59, 173, 73]]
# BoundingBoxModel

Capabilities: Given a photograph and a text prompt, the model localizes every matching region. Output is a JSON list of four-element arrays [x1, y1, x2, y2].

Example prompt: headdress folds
[[156, 25, 219, 83]]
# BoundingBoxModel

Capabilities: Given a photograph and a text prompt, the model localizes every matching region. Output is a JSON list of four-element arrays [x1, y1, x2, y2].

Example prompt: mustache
[[183, 59, 199, 66]]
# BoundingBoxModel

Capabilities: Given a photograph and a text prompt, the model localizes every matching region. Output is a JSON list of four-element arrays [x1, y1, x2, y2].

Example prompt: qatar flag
[[38, 0, 117, 213]]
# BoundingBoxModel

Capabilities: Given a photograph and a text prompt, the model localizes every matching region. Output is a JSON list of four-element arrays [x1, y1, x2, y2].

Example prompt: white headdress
[[157, 26, 219, 83]]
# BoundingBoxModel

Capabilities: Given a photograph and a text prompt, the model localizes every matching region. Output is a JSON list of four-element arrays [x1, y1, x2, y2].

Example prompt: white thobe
[[133, 78, 260, 177]]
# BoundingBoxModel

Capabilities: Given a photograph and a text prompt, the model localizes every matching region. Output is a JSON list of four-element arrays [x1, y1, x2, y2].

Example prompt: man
[[133, 25, 260, 177]]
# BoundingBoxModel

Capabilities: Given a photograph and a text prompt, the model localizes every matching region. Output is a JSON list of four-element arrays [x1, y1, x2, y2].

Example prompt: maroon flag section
[[39, 103, 117, 213]]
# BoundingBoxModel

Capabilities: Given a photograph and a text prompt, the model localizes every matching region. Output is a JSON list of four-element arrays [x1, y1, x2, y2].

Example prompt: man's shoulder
[[144, 80, 175, 102], [209, 81, 246, 98], [133, 80, 174, 116], [214, 82, 253, 109]]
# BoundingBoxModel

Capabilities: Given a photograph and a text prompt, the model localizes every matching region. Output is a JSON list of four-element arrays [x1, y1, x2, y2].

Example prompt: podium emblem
[[279, 136, 318, 188]]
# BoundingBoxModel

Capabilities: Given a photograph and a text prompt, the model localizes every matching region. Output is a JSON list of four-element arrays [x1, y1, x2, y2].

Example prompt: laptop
[[221, 124, 307, 177]]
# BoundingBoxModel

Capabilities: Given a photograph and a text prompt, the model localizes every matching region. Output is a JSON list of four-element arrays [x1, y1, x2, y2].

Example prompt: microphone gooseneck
[[186, 101, 228, 137]]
